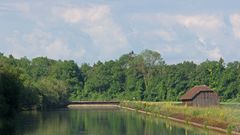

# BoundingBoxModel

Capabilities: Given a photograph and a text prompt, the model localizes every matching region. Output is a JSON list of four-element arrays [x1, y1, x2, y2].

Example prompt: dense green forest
[[0, 50, 240, 115]]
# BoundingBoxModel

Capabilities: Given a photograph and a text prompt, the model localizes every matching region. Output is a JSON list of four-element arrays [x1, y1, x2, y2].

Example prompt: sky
[[1, 0, 240, 65]]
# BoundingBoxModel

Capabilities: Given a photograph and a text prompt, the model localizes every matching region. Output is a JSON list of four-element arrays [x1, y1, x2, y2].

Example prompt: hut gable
[[181, 85, 219, 107]]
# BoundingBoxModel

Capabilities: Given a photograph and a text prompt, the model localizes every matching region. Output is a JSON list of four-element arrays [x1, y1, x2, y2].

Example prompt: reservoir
[[0, 107, 222, 135]]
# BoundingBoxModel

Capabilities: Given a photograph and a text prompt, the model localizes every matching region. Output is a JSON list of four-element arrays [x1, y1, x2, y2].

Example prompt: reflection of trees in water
[[68, 109, 202, 135], [0, 118, 15, 135], [2, 109, 212, 135], [14, 110, 71, 135], [14, 111, 42, 134]]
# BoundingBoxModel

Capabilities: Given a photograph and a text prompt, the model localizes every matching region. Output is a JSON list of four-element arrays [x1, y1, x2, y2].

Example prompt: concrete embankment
[[67, 101, 120, 109]]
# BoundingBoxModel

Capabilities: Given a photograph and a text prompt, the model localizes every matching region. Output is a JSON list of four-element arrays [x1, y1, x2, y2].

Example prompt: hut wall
[[192, 91, 219, 107], [182, 100, 192, 106]]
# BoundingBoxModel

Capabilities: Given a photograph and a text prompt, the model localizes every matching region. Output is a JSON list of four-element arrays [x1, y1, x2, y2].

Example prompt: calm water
[[0, 108, 221, 135]]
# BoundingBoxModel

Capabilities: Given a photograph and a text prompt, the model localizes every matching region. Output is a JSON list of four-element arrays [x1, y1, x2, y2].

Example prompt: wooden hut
[[180, 85, 219, 107]]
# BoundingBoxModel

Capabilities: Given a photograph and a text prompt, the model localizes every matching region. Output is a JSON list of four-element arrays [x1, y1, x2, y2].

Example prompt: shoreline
[[119, 105, 240, 135]]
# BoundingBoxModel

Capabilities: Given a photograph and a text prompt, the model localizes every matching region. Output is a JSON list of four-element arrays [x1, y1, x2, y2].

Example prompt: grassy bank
[[120, 101, 240, 134]]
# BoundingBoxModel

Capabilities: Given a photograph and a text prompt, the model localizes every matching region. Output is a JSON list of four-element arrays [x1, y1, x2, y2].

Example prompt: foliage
[[0, 49, 240, 113], [0, 54, 83, 112]]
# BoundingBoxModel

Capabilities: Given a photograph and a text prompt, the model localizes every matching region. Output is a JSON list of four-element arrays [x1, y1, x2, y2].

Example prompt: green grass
[[120, 101, 240, 132]]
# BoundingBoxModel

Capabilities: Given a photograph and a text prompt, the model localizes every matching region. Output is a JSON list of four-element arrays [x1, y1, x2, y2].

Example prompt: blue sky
[[1, 0, 240, 65]]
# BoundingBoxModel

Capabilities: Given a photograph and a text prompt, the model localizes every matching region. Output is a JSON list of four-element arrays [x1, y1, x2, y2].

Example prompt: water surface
[[0, 108, 222, 135]]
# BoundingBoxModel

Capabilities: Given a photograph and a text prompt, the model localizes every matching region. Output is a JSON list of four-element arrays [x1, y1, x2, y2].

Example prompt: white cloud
[[177, 15, 225, 60], [130, 13, 226, 51], [5, 29, 86, 61], [230, 14, 240, 39], [196, 36, 223, 60], [197, 36, 207, 46], [61, 8, 82, 23], [46, 39, 70, 59], [0, 2, 30, 13], [5, 32, 26, 58], [176, 15, 223, 30], [157, 31, 174, 41], [130, 13, 225, 42], [60, 5, 110, 23], [46, 39, 86, 60], [16, 2, 30, 13], [54, 5, 128, 59], [23, 29, 52, 50], [160, 45, 182, 53], [129, 13, 227, 63], [131, 13, 223, 30], [207, 48, 222, 60], [143, 30, 174, 41]]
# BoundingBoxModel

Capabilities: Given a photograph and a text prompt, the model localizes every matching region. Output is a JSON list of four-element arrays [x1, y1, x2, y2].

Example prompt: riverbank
[[120, 101, 240, 135]]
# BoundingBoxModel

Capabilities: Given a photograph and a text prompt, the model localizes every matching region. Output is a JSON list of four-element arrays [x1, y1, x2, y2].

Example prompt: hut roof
[[180, 85, 213, 100]]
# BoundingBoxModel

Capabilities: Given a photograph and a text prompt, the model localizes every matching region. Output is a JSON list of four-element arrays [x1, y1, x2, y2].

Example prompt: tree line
[[0, 50, 240, 115]]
